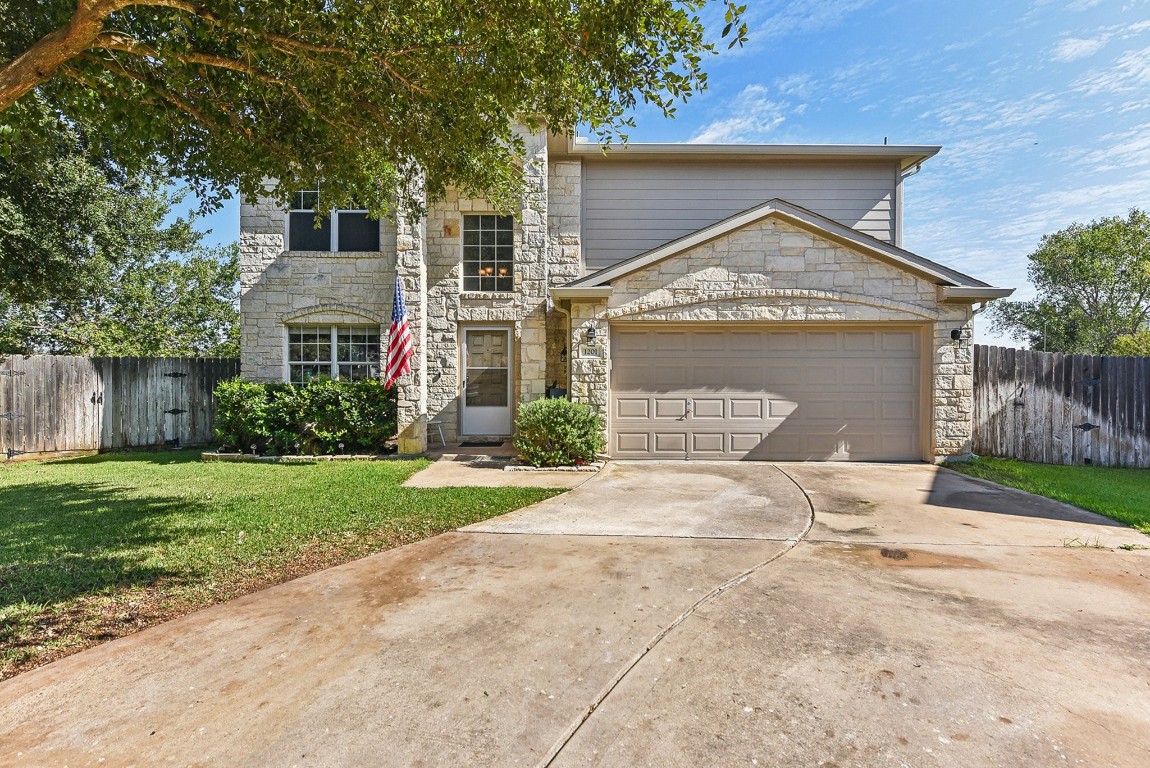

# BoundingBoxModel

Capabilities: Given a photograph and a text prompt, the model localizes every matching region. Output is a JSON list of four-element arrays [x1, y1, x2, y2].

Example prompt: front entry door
[[461, 328, 512, 435]]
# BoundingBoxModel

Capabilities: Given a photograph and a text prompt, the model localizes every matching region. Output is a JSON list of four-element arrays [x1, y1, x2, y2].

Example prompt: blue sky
[[188, 0, 1150, 343]]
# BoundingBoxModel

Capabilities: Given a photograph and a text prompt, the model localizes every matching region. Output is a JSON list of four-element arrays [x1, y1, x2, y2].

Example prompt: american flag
[[386, 276, 413, 388]]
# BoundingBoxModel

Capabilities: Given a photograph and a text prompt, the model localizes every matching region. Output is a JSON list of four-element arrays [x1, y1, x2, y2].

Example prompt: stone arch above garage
[[604, 217, 944, 320], [607, 289, 939, 324]]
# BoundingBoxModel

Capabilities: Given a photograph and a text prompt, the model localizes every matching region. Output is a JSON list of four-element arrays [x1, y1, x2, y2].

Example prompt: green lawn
[[948, 457, 1150, 534], [0, 451, 560, 679]]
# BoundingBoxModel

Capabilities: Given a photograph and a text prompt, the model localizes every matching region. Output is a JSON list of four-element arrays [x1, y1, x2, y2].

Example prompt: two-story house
[[239, 128, 1012, 461]]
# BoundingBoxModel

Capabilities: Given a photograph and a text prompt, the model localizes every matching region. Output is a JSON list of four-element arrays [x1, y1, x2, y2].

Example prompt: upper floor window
[[287, 325, 381, 384], [462, 214, 514, 292], [288, 191, 380, 252]]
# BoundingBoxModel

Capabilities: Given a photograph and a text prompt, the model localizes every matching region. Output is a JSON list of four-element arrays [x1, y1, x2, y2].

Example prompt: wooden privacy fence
[[974, 345, 1150, 467], [0, 356, 239, 459]]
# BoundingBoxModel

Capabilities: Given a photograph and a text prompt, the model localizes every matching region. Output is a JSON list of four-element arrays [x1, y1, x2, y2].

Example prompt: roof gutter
[[550, 286, 613, 299], [939, 286, 1015, 302], [563, 137, 940, 171]]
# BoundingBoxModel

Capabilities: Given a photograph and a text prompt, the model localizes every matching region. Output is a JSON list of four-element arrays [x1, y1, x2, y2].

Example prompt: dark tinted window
[[288, 211, 331, 251], [337, 211, 380, 252]]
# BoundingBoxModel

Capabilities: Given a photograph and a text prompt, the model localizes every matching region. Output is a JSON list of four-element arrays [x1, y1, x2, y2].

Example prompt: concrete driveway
[[2, 463, 1148, 767]]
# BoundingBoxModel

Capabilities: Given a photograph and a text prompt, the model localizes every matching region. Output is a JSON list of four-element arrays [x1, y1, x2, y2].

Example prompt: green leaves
[[213, 377, 399, 454], [513, 397, 605, 467], [722, 1, 749, 49], [988, 209, 1150, 355], [2, 1, 744, 217]]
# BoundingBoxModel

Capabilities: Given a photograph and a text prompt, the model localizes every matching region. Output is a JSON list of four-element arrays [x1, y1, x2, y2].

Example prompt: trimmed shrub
[[213, 378, 272, 451], [213, 377, 397, 454], [513, 397, 604, 467]]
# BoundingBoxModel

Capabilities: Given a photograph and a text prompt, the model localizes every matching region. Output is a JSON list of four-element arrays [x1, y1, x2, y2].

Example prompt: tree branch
[[90, 31, 330, 118], [0, 0, 135, 110]]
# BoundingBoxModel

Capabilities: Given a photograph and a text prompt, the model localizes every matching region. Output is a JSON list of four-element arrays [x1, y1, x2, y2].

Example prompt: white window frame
[[284, 324, 382, 384], [286, 191, 377, 252], [461, 213, 515, 293]]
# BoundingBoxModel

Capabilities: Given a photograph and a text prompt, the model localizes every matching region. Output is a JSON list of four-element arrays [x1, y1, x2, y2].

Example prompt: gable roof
[[562, 198, 1008, 296]]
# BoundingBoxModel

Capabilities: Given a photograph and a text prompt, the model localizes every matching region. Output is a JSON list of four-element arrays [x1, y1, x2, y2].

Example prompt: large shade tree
[[989, 209, 1150, 355], [1, 0, 748, 217]]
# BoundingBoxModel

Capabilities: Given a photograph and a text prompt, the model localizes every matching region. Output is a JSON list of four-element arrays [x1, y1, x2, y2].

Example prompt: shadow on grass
[[42, 449, 204, 467], [930, 466, 1127, 527], [0, 480, 208, 608]]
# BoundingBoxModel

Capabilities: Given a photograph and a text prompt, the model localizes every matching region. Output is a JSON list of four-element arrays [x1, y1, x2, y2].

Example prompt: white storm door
[[461, 328, 513, 435]]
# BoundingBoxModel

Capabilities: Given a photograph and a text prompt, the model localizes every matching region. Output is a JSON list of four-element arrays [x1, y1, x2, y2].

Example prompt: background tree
[[0, 125, 238, 356], [988, 209, 1150, 355], [0, 246, 239, 357]]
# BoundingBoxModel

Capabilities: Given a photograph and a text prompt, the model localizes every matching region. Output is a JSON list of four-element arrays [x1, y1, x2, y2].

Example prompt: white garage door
[[610, 326, 924, 461]]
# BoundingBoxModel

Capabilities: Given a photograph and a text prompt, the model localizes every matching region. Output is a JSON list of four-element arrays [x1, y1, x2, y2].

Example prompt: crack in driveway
[[536, 464, 816, 768]]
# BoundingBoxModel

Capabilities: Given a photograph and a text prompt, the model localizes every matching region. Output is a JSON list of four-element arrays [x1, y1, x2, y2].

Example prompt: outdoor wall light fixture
[[950, 328, 962, 341], [560, 345, 568, 363], [585, 326, 598, 343]]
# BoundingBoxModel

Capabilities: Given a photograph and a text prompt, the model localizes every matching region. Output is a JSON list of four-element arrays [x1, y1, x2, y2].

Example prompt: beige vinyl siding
[[582, 160, 898, 272]]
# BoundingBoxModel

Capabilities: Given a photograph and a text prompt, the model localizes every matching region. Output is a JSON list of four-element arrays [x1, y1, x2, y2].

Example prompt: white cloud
[[689, 85, 791, 143], [751, 0, 875, 40], [1052, 20, 1150, 62], [1067, 123, 1150, 172], [1074, 46, 1150, 94], [1053, 36, 1108, 61]]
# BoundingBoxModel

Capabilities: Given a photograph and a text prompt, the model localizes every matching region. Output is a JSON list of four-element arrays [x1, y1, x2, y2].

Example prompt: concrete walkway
[[402, 447, 594, 489], [2, 463, 1148, 767]]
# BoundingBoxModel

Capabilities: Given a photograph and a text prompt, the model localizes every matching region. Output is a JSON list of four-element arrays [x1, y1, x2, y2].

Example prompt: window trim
[[286, 191, 378, 252], [460, 213, 515, 293], [284, 324, 382, 384]]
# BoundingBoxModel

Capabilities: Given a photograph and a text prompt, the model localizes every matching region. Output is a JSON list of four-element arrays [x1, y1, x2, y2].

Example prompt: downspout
[[554, 299, 572, 395]]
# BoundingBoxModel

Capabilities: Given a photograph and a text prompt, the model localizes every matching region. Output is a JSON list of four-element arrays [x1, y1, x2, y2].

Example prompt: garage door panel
[[653, 332, 689, 352], [844, 366, 878, 386], [691, 331, 726, 352], [767, 399, 798, 418], [726, 365, 763, 388], [615, 397, 650, 419], [613, 332, 651, 353], [691, 432, 725, 453], [804, 399, 842, 419], [730, 332, 765, 352], [730, 433, 766, 453], [764, 366, 802, 386], [693, 399, 725, 419], [843, 400, 878, 419], [653, 399, 688, 419], [613, 363, 653, 389], [882, 330, 918, 351], [610, 326, 923, 461], [652, 365, 689, 388], [615, 432, 650, 453], [805, 332, 840, 351], [766, 332, 802, 351], [804, 364, 840, 385], [731, 399, 764, 418], [881, 364, 917, 387], [843, 331, 878, 351], [881, 399, 916, 421]]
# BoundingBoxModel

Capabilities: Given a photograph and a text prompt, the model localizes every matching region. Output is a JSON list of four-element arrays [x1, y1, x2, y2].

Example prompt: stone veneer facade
[[564, 217, 975, 459], [239, 132, 979, 460]]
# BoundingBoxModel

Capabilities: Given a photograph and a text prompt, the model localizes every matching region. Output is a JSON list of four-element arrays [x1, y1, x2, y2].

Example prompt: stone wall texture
[[240, 143, 979, 459], [239, 193, 398, 383]]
